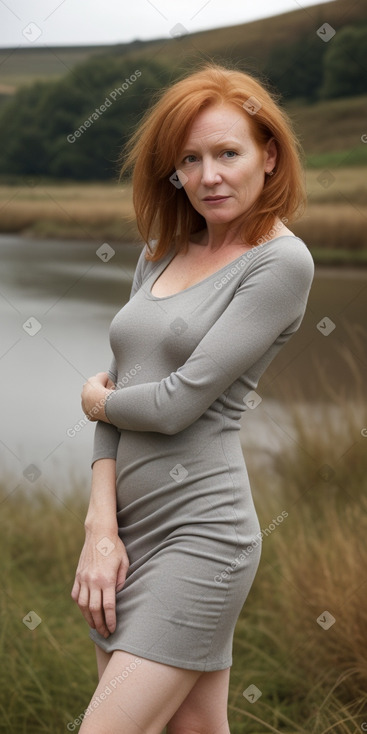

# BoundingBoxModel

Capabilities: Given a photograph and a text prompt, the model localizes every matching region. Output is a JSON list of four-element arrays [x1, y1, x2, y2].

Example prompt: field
[[0, 180, 139, 242], [0, 165, 366, 264], [0, 0, 364, 94], [1, 349, 366, 733], [0, 0, 366, 266]]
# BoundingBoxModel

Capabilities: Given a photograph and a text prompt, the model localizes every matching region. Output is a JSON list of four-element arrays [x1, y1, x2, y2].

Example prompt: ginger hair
[[118, 62, 306, 261]]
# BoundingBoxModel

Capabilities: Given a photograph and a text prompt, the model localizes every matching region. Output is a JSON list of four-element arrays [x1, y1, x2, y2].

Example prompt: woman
[[71, 63, 314, 734]]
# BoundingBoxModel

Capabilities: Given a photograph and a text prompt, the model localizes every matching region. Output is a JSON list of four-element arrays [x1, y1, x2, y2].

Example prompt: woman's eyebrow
[[180, 140, 242, 154]]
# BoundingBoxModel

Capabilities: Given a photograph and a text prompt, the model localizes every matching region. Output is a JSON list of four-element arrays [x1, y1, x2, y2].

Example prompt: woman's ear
[[264, 137, 277, 174]]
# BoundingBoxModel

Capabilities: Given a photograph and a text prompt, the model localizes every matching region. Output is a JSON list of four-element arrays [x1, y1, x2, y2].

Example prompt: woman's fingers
[[75, 580, 116, 637], [116, 562, 128, 593], [77, 582, 96, 629], [89, 587, 109, 637], [70, 576, 80, 602], [102, 586, 117, 635], [71, 537, 130, 637]]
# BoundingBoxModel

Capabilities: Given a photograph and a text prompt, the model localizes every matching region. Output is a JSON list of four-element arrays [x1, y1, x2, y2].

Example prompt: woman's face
[[175, 102, 277, 228]]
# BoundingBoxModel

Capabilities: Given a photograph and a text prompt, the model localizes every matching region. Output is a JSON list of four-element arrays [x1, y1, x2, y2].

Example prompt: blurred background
[[0, 0, 366, 732]]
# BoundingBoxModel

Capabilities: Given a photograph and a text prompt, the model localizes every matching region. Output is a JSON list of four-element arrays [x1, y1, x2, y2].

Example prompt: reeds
[[229, 326, 367, 732], [0, 171, 366, 260], [0, 286, 366, 734]]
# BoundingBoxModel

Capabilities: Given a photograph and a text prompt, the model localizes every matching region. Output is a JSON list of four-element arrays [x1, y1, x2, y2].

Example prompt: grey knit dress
[[89, 235, 314, 671]]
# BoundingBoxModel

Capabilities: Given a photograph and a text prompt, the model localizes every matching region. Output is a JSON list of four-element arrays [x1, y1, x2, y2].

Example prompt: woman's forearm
[[72, 457, 130, 636], [84, 458, 118, 534]]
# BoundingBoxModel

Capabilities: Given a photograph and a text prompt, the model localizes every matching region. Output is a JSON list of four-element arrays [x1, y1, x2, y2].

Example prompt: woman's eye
[[182, 151, 237, 164]]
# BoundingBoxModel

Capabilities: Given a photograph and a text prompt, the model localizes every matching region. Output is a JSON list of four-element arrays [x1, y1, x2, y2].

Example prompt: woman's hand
[[81, 371, 114, 422], [71, 529, 130, 638]]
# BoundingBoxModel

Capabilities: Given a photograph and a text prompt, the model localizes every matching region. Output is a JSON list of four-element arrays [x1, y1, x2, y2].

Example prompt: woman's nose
[[201, 157, 222, 186]]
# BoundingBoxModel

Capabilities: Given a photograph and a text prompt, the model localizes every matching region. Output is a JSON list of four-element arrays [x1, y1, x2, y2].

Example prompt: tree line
[[0, 24, 365, 181]]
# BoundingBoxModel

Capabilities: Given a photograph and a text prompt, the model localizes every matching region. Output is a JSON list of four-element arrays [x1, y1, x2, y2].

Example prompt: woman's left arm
[[84, 243, 314, 434], [82, 371, 114, 423], [84, 245, 149, 441]]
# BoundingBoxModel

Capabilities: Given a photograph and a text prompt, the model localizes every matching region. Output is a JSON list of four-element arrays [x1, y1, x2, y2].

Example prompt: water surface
[[1, 234, 365, 496]]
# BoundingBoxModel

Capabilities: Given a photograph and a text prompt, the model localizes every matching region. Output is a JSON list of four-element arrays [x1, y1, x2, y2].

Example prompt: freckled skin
[[175, 102, 278, 249]]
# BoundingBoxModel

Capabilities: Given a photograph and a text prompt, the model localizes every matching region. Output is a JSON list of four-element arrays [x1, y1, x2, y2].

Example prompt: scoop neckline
[[147, 235, 302, 301]]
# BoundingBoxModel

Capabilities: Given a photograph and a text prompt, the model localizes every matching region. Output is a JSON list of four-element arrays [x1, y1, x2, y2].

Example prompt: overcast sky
[[0, 0, 336, 48]]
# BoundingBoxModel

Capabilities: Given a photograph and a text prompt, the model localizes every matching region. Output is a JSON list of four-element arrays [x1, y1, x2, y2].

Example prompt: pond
[[1, 234, 366, 496]]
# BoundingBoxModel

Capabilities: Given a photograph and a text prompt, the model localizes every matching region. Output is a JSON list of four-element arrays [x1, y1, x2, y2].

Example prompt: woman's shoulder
[[241, 233, 315, 295], [272, 234, 314, 275]]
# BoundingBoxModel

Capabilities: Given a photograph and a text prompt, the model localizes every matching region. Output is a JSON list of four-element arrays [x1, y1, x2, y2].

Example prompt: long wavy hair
[[118, 62, 306, 261]]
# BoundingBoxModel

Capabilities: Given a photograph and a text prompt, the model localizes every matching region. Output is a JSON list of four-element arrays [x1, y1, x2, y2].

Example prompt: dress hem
[[89, 632, 232, 672]]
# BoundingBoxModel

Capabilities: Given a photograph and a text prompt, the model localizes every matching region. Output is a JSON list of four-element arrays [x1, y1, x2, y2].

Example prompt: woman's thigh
[[95, 644, 112, 680], [166, 667, 231, 734], [79, 647, 202, 734]]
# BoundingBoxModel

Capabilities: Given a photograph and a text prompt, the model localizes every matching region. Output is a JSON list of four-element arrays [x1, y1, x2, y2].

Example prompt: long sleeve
[[90, 244, 148, 467], [104, 243, 314, 436]]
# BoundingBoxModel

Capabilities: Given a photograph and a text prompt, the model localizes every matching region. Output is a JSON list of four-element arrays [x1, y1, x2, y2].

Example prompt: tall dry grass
[[0, 169, 366, 258], [293, 203, 367, 253], [229, 328, 367, 733], [0, 182, 138, 241], [0, 299, 366, 734]]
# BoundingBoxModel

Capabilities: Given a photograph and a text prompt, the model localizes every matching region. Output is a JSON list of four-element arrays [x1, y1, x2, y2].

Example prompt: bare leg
[[166, 667, 231, 734], [95, 644, 112, 680], [79, 647, 202, 734]]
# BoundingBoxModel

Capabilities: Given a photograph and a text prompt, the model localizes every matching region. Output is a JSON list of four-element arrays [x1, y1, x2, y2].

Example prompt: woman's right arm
[[71, 245, 148, 635], [71, 458, 130, 638]]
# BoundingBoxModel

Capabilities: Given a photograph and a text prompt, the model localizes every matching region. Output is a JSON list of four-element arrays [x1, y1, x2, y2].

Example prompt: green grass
[[307, 248, 367, 264], [1, 337, 366, 733], [306, 147, 367, 168]]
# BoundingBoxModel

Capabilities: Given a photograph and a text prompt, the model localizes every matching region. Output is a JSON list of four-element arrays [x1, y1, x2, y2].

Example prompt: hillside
[[287, 94, 367, 159], [0, 40, 158, 92], [0, 0, 366, 185], [0, 0, 366, 95]]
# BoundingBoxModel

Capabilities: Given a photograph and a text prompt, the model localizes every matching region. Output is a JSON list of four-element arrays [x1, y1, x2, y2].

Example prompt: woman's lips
[[202, 196, 230, 203]]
